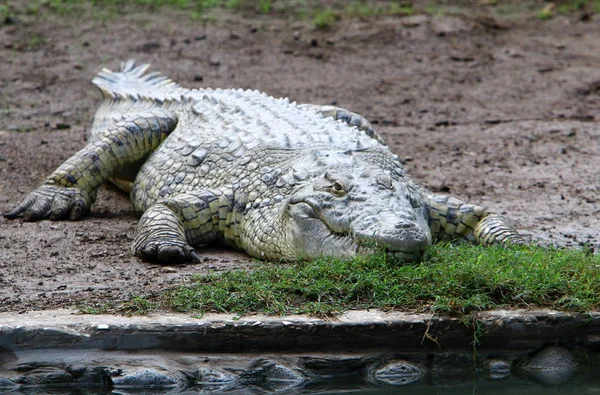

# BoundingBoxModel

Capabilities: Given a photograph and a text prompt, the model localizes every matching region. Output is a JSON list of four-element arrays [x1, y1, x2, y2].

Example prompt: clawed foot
[[4, 185, 93, 221], [133, 238, 201, 265]]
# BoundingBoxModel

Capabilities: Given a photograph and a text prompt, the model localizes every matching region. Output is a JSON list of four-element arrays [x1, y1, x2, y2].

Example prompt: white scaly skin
[[4, 60, 525, 264]]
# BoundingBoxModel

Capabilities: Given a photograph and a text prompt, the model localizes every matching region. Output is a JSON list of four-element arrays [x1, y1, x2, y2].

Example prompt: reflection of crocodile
[[4, 60, 525, 264]]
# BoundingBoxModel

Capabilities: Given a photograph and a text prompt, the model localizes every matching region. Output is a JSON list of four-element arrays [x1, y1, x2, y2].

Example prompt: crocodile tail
[[92, 59, 186, 100]]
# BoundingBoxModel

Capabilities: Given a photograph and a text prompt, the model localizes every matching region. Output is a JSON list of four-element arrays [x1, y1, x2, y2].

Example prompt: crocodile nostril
[[395, 222, 414, 229]]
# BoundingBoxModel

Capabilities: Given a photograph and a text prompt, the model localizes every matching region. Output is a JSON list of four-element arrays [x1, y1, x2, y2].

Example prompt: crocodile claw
[[4, 185, 92, 221], [135, 240, 201, 265]]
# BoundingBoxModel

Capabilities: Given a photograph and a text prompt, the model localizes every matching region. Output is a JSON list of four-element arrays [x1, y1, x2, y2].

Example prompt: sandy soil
[[0, 3, 599, 312]]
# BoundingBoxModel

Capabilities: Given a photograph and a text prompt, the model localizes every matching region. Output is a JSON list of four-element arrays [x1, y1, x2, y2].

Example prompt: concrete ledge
[[0, 309, 599, 391]]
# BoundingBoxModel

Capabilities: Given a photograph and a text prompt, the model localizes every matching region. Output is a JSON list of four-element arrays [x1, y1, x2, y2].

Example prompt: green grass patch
[[2, 0, 421, 25], [77, 295, 156, 316], [4, 0, 600, 25], [537, 3, 555, 19], [389, 4, 415, 16], [156, 244, 600, 317], [423, 4, 444, 17], [560, 0, 600, 13], [312, 8, 336, 29], [536, 0, 600, 18], [0, 0, 270, 20], [311, 2, 415, 29]]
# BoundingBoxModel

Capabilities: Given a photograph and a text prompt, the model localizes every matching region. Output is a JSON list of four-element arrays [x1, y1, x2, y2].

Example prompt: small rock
[[196, 368, 237, 384], [521, 346, 577, 385], [13, 367, 73, 385], [112, 369, 179, 388], [97, 324, 109, 330], [431, 16, 475, 36], [370, 360, 426, 386], [229, 31, 240, 40], [487, 359, 511, 379], [243, 360, 306, 392], [450, 54, 474, 62], [401, 14, 429, 27], [140, 42, 160, 53], [55, 122, 70, 130], [209, 55, 221, 66], [195, 34, 207, 41], [538, 66, 554, 73], [161, 266, 178, 273]]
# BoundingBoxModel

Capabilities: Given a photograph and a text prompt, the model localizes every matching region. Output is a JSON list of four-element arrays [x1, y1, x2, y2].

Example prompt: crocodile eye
[[331, 181, 347, 197]]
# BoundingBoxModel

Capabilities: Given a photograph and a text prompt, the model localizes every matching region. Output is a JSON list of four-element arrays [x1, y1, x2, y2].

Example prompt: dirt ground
[[0, 2, 599, 313]]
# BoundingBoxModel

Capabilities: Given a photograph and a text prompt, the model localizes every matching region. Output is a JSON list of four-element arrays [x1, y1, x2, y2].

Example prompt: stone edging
[[0, 309, 598, 391]]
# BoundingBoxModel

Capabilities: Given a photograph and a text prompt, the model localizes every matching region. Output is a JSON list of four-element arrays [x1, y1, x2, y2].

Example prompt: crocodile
[[4, 60, 525, 264]]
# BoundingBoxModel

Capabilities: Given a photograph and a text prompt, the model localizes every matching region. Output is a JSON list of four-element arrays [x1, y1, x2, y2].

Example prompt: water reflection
[[7, 373, 600, 395]]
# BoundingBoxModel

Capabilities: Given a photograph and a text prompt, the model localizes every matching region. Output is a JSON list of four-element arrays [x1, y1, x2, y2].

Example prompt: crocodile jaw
[[286, 201, 427, 262]]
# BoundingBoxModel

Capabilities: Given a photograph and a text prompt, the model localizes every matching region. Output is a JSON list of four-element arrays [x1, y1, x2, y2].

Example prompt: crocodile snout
[[352, 216, 431, 256]]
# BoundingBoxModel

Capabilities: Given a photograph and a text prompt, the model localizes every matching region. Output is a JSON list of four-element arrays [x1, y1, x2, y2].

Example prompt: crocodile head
[[282, 149, 431, 262]]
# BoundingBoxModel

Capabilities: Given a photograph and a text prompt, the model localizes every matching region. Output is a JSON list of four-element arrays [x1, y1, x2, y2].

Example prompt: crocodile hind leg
[[298, 104, 386, 144], [4, 109, 177, 221], [132, 189, 234, 264], [424, 194, 526, 246]]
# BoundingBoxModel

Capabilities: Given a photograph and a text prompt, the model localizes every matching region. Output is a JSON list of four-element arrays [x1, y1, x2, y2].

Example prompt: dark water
[[7, 374, 600, 395]]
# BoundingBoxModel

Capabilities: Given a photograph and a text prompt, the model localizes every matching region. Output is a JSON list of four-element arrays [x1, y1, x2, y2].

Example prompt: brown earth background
[[0, 1, 599, 312]]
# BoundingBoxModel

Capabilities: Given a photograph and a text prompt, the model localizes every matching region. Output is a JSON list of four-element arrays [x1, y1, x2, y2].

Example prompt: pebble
[[55, 123, 70, 130]]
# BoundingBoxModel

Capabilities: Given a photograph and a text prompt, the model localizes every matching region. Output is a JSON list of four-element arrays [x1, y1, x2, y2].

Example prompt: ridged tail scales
[[4, 109, 178, 221], [92, 59, 187, 101], [472, 214, 527, 245], [425, 194, 526, 246]]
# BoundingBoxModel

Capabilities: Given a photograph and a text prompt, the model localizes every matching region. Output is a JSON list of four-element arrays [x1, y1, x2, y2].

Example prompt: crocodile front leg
[[4, 109, 177, 221], [425, 194, 526, 246], [132, 189, 234, 264]]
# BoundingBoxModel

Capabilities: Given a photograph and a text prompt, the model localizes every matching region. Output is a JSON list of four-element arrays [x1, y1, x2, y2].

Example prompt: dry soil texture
[[0, 5, 599, 312]]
